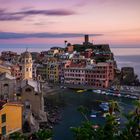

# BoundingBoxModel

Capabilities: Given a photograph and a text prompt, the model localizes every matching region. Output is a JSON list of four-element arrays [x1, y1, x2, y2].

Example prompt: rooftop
[[0, 72, 16, 80], [0, 100, 6, 110], [22, 51, 32, 59]]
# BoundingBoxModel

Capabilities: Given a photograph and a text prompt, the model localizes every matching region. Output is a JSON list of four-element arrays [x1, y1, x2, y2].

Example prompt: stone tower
[[21, 51, 32, 80]]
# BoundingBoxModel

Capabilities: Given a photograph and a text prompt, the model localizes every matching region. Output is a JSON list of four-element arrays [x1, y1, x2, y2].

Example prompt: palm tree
[[120, 100, 140, 139], [109, 100, 120, 115], [77, 105, 89, 121]]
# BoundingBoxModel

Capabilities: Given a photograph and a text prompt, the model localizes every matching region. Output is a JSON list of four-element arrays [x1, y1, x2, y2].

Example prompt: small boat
[[92, 89, 101, 94], [116, 117, 121, 124], [90, 114, 96, 118], [99, 102, 109, 111], [130, 96, 138, 99], [92, 125, 99, 129], [76, 89, 85, 93], [101, 91, 106, 94], [102, 112, 110, 117], [90, 110, 101, 118]]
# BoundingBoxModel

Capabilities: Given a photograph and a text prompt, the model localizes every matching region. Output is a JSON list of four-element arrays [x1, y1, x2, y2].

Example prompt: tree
[[77, 105, 89, 121], [119, 100, 140, 140], [71, 100, 140, 140], [9, 132, 27, 140], [34, 129, 53, 140]]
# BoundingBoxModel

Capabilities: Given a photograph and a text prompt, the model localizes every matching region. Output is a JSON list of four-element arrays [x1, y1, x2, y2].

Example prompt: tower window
[[26, 68, 28, 71], [26, 60, 28, 63]]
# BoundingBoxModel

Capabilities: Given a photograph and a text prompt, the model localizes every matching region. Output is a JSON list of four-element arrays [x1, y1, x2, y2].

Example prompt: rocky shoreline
[[40, 96, 64, 130]]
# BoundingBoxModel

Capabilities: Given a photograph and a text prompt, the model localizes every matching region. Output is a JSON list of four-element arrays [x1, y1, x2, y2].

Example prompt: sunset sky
[[0, 0, 140, 46]]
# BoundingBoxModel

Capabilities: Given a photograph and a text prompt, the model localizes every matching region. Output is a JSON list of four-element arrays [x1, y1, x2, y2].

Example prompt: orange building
[[0, 101, 23, 138]]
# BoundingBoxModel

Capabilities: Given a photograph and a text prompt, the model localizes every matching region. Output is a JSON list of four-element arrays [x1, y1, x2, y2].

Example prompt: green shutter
[[2, 126, 6, 135], [1, 114, 6, 123]]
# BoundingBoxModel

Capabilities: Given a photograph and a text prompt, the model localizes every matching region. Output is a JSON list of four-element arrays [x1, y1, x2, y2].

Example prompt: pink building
[[11, 65, 22, 80], [63, 59, 115, 88], [85, 63, 110, 88], [64, 68, 86, 85]]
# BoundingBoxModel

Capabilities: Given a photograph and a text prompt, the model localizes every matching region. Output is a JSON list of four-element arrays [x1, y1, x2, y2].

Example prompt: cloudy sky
[[0, 0, 140, 45]]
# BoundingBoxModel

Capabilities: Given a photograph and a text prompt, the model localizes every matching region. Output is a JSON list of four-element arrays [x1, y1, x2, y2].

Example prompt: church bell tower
[[21, 50, 32, 80]]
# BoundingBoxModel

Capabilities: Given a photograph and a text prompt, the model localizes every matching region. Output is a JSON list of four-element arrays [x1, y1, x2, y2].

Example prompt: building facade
[[21, 51, 33, 80], [0, 101, 23, 137], [0, 73, 16, 101]]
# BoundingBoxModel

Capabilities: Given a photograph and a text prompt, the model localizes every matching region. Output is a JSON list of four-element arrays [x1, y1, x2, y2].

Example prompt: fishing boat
[[90, 110, 101, 118], [102, 112, 110, 117], [76, 89, 85, 93], [99, 102, 109, 111]]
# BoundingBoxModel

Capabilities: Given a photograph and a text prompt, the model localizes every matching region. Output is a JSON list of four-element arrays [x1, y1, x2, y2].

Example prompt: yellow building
[[47, 58, 59, 83], [0, 64, 11, 75], [0, 101, 23, 137]]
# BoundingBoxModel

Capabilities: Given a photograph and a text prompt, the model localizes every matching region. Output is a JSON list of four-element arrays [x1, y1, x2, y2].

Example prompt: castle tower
[[85, 34, 89, 43], [21, 51, 32, 80]]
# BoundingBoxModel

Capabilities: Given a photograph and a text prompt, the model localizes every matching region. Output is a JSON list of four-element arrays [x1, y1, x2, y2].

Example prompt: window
[[26, 68, 28, 72], [2, 126, 6, 136], [3, 84, 8, 87], [25, 88, 32, 92], [1, 114, 6, 123], [25, 100, 31, 109]]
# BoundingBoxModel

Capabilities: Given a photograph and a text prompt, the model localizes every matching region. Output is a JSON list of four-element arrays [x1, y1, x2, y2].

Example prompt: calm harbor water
[[115, 55, 140, 79], [51, 89, 134, 140]]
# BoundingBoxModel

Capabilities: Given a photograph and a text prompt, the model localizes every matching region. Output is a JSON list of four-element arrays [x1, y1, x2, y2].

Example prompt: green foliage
[[71, 100, 140, 140], [9, 132, 27, 140], [71, 121, 95, 140], [35, 129, 53, 140], [77, 106, 89, 121]]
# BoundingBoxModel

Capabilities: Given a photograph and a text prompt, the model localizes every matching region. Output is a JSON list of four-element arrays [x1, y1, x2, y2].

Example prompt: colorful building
[[63, 58, 115, 88], [0, 64, 11, 75], [21, 51, 33, 80], [85, 63, 111, 88], [47, 58, 59, 83], [0, 73, 16, 101], [0, 101, 23, 137], [11, 64, 22, 80]]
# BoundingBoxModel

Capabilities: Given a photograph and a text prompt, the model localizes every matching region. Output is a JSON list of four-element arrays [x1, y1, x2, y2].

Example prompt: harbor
[[43, 88, 136, 140], [60, 83, 140, 100]]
